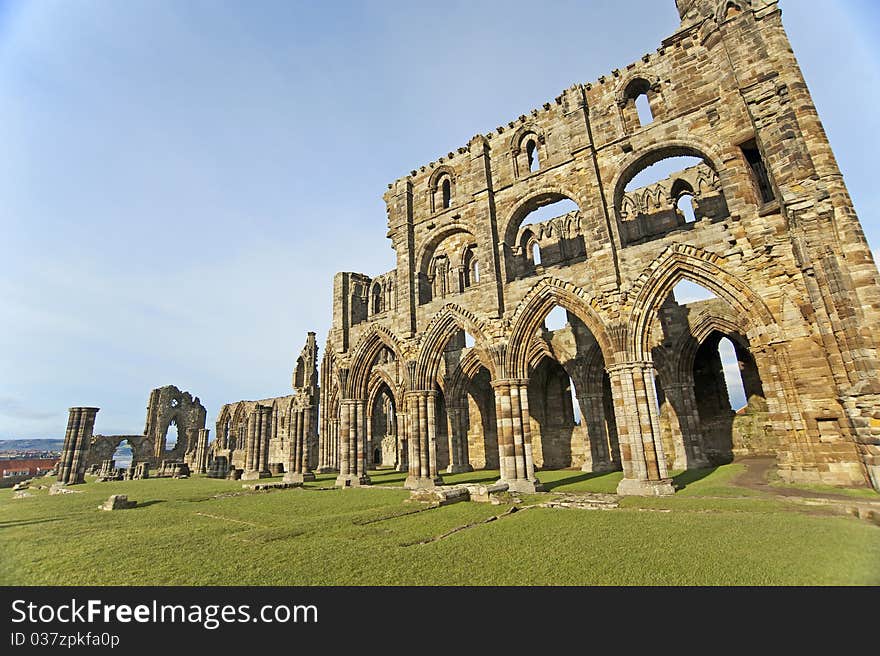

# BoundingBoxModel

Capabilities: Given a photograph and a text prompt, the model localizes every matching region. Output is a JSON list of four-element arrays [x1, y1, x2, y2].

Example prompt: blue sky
[[1, 0, 877, 438]]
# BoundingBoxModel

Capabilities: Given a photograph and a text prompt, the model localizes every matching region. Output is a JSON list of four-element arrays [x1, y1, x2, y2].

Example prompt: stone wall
[[308, 0, 880, 494]]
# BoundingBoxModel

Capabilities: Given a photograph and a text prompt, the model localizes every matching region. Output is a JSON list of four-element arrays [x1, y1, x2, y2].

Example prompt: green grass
[[1, 468, 878, 586], [768, 480, 880, 499]]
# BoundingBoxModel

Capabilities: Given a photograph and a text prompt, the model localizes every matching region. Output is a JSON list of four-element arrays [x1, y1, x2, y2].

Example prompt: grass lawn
[[767, 478, 880, 500], [1, 466, 878, 586]]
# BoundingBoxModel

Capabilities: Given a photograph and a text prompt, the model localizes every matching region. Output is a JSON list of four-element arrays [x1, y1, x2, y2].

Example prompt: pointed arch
[[414, 303, 497, 388], [346, 323, 407, 400], [507, 277, 614, 379], [501, 186, 584, 247], [416, 225, 478, 280], [628, 244, 778, 360], [610, 139, 729, 223], [665, 306, 749, 383], [444, 348, 487, 406], [366, 367, 400, 428]]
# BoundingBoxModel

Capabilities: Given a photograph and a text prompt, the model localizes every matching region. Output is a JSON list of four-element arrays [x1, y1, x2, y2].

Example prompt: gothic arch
[[366, 367, 401, 422], [416, 225, 478, 279], [609, 139, 729, 222], [506, 277, 614, 379], [628, 244, 779, 361], [346, 324, 407, 400], [501, 186, 584, 247], [414, 303, 497, 389], [665, 308, 749, 383], [444, 348, 486, 405]]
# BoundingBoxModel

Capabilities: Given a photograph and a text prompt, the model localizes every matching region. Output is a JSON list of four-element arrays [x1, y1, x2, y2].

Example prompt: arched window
[[441, 178, 451, 209], [463, 245, 479, 287], [526, 139, 540, 172], [623, 78, 657, 130], [635, 93, 653, 126], [677, 193, 696, 223], [165, 420, 178, 451], [432, 172, 455, 212], [372, 283, 383, 315], [531, 240, 542, 266]]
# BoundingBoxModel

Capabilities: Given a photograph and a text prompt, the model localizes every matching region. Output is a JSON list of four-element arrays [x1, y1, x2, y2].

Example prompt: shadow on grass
[[131, 500, 165, 509], [0, 517, 67, 529], [672, 467, 719, 491], [539, 470, 612, 491]]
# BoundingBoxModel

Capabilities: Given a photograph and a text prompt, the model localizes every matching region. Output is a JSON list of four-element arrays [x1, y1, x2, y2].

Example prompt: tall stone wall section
[[210, 333, 320, 481], [317, 0, 880, 494]]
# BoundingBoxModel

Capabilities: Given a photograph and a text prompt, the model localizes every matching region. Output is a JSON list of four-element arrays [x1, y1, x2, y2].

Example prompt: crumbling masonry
[[208, 333, 320, 482], [57, 385, 207, 484], [315, 0, 880, 495]]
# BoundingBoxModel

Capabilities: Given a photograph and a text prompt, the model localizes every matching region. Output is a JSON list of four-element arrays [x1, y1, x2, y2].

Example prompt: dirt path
[[734, 456, 871, 500], [733, 456, 880, 525]]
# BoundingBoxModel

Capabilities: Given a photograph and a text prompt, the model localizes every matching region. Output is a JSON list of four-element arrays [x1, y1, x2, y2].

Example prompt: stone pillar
[[193, 428, 210, 474], [257, 405, 271, 475], [336, 402, 351, 482], [303, 405, 315, 472], [607, 361, 675, 496], [318, 410, 338, 474], [492, 380, 543, 493], [404, 391, 444, 489], [58, 407, 99, 485], [396, 405, 408, 472], [664, 382, 710, 470], [245, 410, 258, 473], [331, 418, 339, 470], [98, 459, 116, 479], [445, 403, 473, 473], [285, 407, 316, 483], [336, 400, 370, 487], [578, 393, 615, 473], [243, 405, 271, 480]]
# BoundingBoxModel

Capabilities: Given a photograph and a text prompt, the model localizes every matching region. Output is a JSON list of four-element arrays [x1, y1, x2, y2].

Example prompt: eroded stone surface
[[99, 494, 136, 511]]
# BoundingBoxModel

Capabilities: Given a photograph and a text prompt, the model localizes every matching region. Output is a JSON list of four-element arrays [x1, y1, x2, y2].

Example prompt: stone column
[[607, 361, 675, 496], [317, 410, 338, 474], [58, 407, 99, 485], [492, 380, 543, 493], [404, 391, 443, 489], [445, 403, 472, 473], [243, 405, 271, 480], [193, 428, 210, 474], [578, 393, 616, 473], [336, 400, 370, 487], [285, 407, 316, 483], [258, 405, 271, 475], [331, 418, 339, 471], [336, 402, 351, 484], [244, 410, 258, 473], [303, 405, 315, 473], [396, 404, 408, 472], [663, 382, 710, 470]]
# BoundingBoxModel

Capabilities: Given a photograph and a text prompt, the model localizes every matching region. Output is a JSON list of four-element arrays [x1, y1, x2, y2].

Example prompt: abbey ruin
[[58, 385, 208, 484], [58, 0, 880, 496]]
